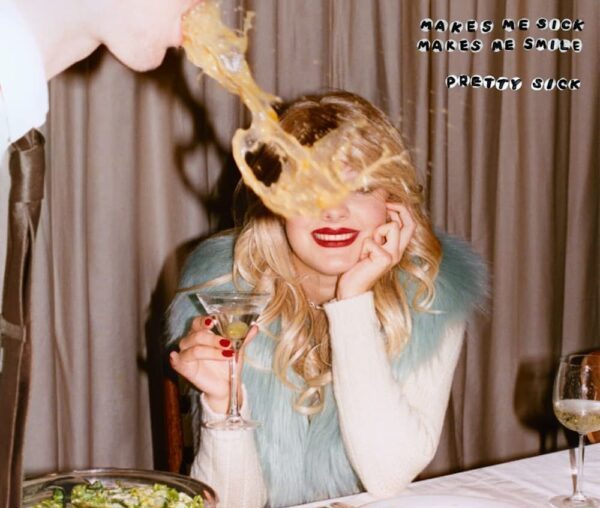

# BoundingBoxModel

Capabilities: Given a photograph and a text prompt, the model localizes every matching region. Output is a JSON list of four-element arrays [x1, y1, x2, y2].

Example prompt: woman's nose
[[321, 200, 350, 221]]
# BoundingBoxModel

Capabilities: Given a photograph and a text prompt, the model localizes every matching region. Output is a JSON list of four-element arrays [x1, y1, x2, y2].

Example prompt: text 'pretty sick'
[[445, 75, 581, 91]]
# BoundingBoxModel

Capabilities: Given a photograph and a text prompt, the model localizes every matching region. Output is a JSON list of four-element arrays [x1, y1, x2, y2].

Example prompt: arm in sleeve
[[190, 388, 268, 508], [324, 292, 465, 497]]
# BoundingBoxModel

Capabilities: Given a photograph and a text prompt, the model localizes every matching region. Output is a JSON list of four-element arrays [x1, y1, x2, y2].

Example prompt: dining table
[[289, 443, 600, 508]]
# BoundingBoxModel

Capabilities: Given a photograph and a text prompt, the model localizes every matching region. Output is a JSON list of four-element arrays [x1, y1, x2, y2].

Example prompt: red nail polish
[[204, 317, 213, 327], [219, 339, 231, 348], [222, 349, 234, 358]]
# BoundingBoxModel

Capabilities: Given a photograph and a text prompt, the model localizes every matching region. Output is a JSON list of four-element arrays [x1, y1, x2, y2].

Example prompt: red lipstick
[[311, 228, 359, 248]]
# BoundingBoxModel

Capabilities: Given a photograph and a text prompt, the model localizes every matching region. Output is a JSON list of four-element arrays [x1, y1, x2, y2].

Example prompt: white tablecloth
[[290, 444, 600, 508]]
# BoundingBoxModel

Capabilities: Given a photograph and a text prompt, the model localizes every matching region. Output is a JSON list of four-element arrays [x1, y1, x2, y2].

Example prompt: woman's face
[[285, 188, 389, 278]]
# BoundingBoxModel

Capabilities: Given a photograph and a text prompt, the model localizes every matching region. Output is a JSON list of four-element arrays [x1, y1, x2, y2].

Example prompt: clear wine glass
[[194, 290, 269, 431], [550, 353, 600, 507]]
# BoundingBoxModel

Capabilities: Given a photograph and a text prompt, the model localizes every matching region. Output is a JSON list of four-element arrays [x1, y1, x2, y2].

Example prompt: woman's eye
[[354, 186, 373, 195]]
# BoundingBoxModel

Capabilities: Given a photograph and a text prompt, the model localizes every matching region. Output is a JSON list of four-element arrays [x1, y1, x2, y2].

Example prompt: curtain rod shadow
[[140, 49, 242, 471], [66, 47, 244, 471]]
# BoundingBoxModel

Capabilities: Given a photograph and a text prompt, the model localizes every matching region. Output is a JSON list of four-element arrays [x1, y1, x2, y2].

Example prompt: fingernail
[[222, 349, 234, 358], [204, 317, 213, 327], [219, 339, 231, 348]]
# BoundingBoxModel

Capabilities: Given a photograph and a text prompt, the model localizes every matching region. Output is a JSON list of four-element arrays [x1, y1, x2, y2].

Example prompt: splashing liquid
[[181, 1, 391, 217]]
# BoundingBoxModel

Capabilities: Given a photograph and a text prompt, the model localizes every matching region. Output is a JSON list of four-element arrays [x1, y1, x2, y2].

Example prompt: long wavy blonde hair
[[227, 91, 442, 415]]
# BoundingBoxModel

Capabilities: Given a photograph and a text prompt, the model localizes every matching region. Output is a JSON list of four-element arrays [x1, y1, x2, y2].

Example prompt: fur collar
[[167, 231, 487, 507]]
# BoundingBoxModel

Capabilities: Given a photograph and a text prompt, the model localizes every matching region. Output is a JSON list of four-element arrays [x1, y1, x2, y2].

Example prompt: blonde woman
[[167, 91, 487, 508]]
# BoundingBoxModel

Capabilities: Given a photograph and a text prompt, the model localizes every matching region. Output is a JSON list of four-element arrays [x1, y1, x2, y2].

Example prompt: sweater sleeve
[[190, 388, 268, 508], [324, 291, 465, 497]]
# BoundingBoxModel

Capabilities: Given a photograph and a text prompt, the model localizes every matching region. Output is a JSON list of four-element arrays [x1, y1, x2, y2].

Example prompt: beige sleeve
[[324, 292, 465, 498], [190, 388, 268, 508]]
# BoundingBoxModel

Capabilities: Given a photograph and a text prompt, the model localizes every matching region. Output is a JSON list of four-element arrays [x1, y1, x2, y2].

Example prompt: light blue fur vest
[[167, 231, 487, 507]]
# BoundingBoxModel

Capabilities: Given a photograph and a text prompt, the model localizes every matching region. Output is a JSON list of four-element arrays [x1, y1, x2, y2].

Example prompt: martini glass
[[550, 354, 600, 507], [194, 290, 269, 430]]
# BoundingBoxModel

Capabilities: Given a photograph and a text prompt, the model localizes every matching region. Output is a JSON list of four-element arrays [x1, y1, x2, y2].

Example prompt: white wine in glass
[[194, 291, 269, 431], [550, 354, 600, 507]]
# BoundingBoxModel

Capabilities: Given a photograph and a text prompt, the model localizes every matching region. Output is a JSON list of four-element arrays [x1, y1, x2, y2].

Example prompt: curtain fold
[[24, 0, 598, 484]]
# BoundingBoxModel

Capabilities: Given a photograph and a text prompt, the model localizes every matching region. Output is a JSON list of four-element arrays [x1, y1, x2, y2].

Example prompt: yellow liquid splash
[[181, 1, 382, 217]]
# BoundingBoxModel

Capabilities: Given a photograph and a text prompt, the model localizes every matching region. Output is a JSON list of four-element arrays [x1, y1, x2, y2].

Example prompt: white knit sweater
[[191, 291, 465, 508]]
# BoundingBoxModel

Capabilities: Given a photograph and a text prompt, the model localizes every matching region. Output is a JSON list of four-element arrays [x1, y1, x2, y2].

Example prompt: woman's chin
[[312, 260, 358, 277]]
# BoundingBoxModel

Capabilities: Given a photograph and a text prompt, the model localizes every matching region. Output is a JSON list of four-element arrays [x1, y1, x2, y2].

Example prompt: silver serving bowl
[[22, 468, 218, 507]]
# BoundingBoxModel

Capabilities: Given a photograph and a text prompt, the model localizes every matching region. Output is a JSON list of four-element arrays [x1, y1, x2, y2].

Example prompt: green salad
[[33, 481, 204, 508]]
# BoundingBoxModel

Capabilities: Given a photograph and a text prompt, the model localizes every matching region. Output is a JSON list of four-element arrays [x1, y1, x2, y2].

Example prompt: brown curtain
[[24, 0, 598, 482]]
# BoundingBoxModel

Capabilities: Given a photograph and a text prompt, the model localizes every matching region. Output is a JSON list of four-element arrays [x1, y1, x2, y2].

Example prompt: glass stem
[[572, 433, 586, 501], [227, 355, 240, 419]]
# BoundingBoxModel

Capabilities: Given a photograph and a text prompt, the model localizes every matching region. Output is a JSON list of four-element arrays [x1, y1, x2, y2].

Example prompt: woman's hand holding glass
[[336, 202, 416, 301], [170, 316, 258, 413]]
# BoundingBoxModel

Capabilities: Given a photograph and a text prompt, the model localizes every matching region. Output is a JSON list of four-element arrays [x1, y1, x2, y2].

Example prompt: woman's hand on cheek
[[336, 203, 416, 301], [385, 202, 416, 259]]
